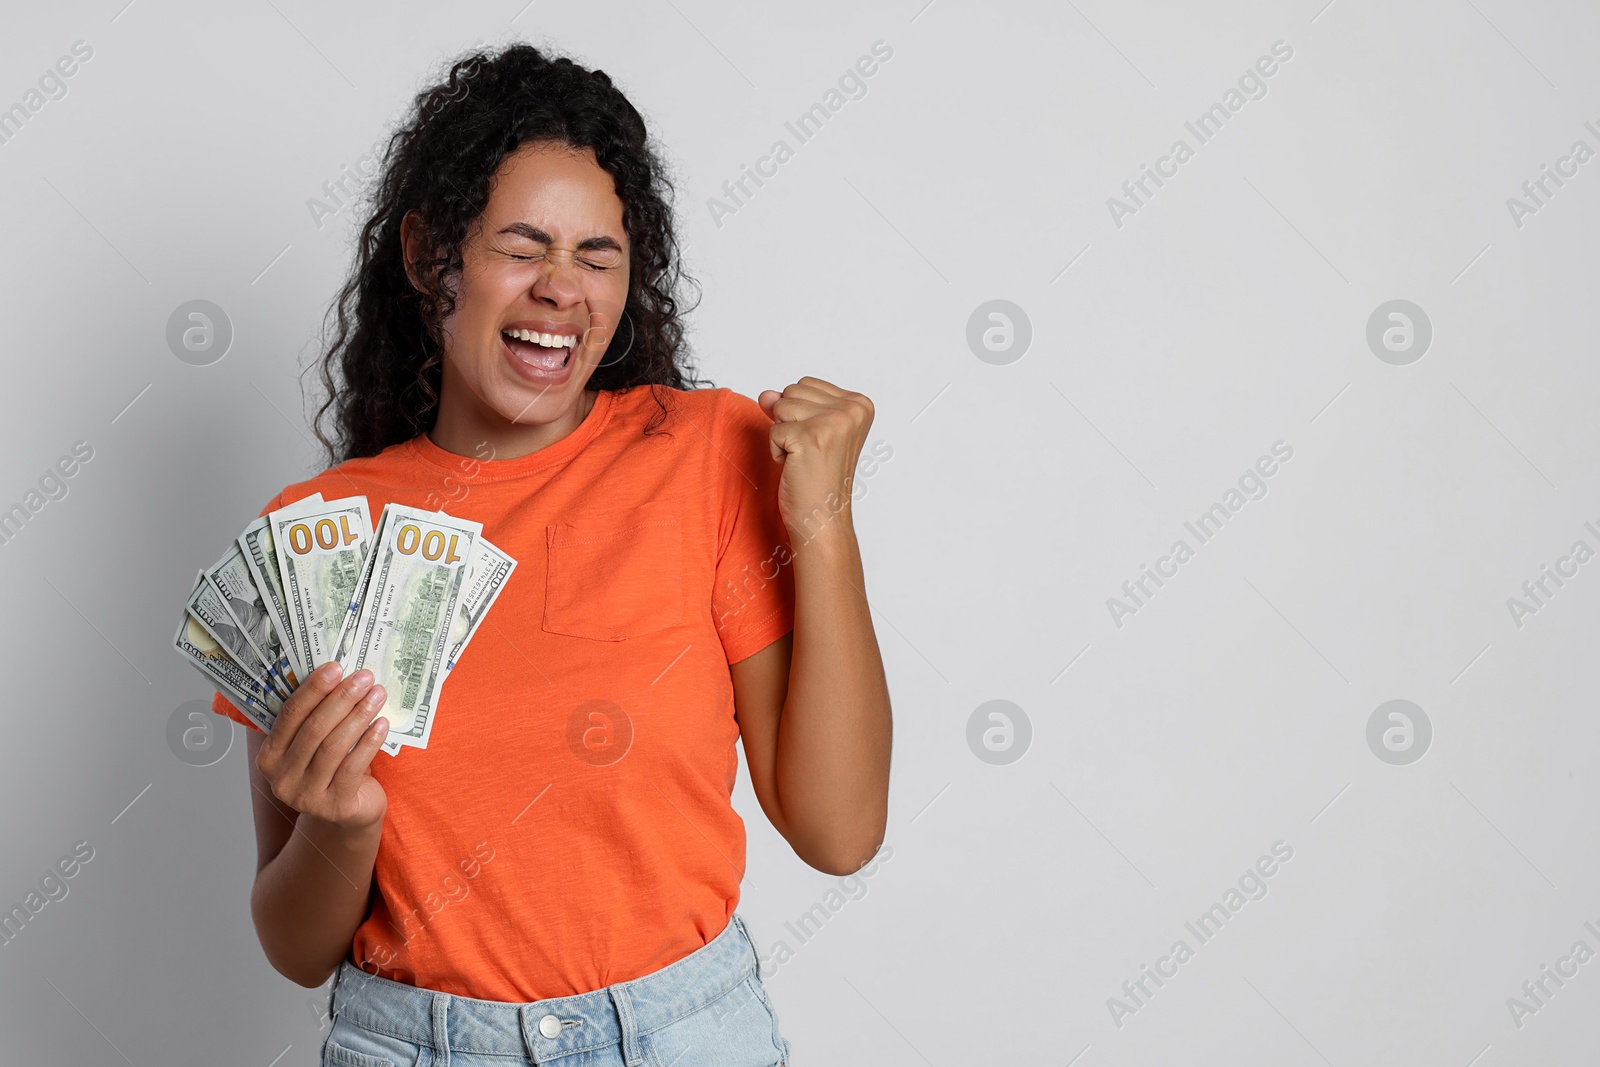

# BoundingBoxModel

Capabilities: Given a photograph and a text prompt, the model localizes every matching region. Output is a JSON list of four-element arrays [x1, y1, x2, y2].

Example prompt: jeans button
[[538, 1013, 562, 1039]]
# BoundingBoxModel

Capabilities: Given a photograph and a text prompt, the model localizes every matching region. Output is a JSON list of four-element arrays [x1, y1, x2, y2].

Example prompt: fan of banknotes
[[173, 493, 516, 755]]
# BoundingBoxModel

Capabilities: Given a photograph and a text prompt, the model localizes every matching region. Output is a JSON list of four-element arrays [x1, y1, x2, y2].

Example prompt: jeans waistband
[[328, 913, 759, 1063]]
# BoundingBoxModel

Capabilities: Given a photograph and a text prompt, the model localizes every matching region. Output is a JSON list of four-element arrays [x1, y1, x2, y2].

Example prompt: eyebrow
[[496, 221, 623, 252]]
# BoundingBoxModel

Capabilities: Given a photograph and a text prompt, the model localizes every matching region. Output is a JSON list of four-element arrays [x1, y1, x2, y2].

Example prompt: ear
[[399, 210, 431, 294]]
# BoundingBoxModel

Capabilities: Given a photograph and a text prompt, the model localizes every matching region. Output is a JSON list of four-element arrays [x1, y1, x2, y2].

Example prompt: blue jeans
[[320, 913, 791, 1067]]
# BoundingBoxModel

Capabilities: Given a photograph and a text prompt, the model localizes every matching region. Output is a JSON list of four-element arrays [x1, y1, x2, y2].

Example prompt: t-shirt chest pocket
[[543, 499, 684, 641]]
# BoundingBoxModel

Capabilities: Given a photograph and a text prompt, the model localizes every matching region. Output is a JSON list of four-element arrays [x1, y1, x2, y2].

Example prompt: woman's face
[[410, 140, 631, 428]]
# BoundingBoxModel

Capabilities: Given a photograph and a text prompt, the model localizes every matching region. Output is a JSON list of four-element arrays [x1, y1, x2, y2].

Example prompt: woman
[[211, 42, 892, 1067]]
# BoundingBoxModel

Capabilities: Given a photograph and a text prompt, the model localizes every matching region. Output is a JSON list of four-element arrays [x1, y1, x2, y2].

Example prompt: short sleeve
[[212, 689, 263, 732], [209, 490, 286, 733], [710, 389, 796, 664]]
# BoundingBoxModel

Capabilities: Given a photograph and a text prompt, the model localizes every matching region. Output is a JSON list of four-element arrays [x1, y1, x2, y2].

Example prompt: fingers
[[766, 396, 832, 421], [333, 711, 391, 788], [765, 390, 874, 440], [769, 382, 831, 409], [775, 378, 871, 418], [794, 375, 846, 397], [279, 668, 377, 777], [263, 660, 346, 758], [303, 683, 387, 789]]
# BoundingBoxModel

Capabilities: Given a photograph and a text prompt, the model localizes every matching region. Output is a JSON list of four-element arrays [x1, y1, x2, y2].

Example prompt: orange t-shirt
[[212, 384, 796, 1001]]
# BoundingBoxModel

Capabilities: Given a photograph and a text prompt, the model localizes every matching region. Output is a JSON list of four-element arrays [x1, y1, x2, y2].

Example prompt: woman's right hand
[[256, 661, 390, 832]]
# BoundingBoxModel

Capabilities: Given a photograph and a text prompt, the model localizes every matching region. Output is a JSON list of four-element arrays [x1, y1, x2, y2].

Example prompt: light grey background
[[2, 0, 1596, 1063]]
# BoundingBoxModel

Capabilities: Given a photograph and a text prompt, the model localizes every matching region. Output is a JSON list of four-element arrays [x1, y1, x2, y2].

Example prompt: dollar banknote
[[238, 492, 321, 679], [332, 504, 389, 669], [173, 573, 281, 730], [206, 541, 299, 690], [185, 570, 293, 701], [182, 495, 515, 754], [272, 494, 372, 680], [444, 537, 517, 674], [379, 531, 516, 755], [344, 504, 482, 750]]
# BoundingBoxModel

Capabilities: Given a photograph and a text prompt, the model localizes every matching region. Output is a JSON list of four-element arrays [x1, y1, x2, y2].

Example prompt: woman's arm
[[735, 379, 892, 876], [245, 664, 392, 987], [733, 522, 891, 875]]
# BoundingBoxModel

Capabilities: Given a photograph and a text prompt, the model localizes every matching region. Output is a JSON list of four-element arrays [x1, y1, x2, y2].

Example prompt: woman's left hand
[[758, 376, 875, 543]]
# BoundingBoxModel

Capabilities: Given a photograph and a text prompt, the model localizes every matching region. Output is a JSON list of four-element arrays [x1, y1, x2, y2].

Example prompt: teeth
[[502, 328, 576, 348]]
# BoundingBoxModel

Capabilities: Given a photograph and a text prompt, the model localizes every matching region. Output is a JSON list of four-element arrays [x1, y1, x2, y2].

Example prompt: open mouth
[[501, 328, 576, 370]]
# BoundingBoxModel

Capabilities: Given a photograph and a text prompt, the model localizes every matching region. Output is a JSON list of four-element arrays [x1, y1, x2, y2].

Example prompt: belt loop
[[326, 959, 346, 1022], [732, 914, 756, 961], [430, 991, 452, 1067], [608, 985, 645, 1067]]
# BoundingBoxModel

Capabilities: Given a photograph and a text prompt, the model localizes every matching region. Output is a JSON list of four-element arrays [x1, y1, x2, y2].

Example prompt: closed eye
[[506, 252, 619, 271]]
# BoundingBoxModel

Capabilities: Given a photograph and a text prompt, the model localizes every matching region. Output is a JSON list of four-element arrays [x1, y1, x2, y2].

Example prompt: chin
[[492, 380, 582, 422]]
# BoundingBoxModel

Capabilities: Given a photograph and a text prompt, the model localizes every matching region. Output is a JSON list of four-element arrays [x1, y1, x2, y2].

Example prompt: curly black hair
[[308, 41, 711, 466]]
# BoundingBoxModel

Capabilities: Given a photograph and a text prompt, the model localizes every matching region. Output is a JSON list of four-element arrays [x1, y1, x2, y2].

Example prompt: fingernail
[[352, 669, 374, 688], [321, 662, 343, 683], [364, 685, 386, 708], [373, 716, 389, 736]]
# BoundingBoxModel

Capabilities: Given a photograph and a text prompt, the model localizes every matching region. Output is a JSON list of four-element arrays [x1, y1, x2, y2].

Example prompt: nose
[[529, 248, 584, 306]]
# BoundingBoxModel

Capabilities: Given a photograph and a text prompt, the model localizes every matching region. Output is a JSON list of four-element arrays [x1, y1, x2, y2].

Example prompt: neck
[[427, 379, 597, 462]]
